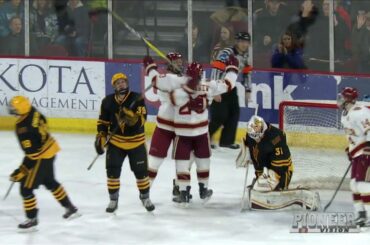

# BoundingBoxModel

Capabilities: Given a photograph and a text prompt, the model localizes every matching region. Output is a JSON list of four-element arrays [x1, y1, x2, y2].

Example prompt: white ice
[[0, 131, 369, 245]]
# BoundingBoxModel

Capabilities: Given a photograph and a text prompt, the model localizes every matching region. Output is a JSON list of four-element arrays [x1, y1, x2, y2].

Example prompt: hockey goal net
[[279, 100, 370, 190]]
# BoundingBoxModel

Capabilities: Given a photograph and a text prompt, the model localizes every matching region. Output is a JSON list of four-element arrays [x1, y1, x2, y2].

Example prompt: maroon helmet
[[337, 87, 359, 109], [186, 62, 203, 80]]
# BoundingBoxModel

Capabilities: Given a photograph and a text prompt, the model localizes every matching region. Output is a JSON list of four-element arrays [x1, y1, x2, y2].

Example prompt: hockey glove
[[182, 78, 200, 94], [95, 131, 107, 155], [225, 55, 239, 73], [10, 165, 29, 182], [189, 95, 206, 113], [143, 56, 157, 75]]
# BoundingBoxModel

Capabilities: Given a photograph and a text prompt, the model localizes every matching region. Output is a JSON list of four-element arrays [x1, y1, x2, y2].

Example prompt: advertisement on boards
[[0, 58, 105, 118]]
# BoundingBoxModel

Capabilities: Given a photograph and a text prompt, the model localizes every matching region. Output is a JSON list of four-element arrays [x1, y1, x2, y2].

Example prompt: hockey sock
[[107, 177, 120, 195], [23, 195, 38, 219], [136, 176, 150, 195]]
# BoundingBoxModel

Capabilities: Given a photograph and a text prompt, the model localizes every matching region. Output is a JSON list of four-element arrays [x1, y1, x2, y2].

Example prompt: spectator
[[1, 16, 24, 55], [351, 11, 370, 74], [271, 31, 306, 69], [30, 0, 58, 55], [299, 0, 348, 71], [0, 0, 23, 37], [177, 23, 209, 63], [287, 0, 318, 48], [210, 24, 234, 62], [54, 0, 90, 57], [253, 0, 290, 54]]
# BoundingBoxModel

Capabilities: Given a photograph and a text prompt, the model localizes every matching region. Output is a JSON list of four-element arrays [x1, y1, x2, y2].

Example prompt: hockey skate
[[199, 183, 213, 203], [140, 193, 155, 212], [355, 211, 367, 227], [63, 205, 80, 220], [106, 200, 118, 213], [173, 186, 191, 207], [172, 179, 192, 200], [18, 218, 38, 232]]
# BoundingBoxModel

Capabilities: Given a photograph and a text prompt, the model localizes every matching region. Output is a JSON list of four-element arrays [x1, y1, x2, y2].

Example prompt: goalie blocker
[[236, 115, 320, 211]]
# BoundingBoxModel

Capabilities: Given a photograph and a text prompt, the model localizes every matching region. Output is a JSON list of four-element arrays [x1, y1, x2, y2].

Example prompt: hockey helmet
[[235, 31, 251, 41], [247, 115, 267, 141], [111, 72, 128, 86], [166, 52, 183, 74], [337, 87, 358, 109], [186, 62, 203, 80], [166, 52, 182, 62], [9, 96, 32, 115]]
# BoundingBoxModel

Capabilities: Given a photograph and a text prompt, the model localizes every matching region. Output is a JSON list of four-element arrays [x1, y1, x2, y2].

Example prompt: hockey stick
[[3, 182, 15, 201], [240, 104, 259, 211], [240, 162, 250, 211], [87, 95, 144, 171], [323, 161, 352, 212], [89, 8, 169, 62]]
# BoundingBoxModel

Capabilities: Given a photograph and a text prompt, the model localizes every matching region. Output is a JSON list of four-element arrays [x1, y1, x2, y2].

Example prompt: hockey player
[[143, 52, 186, 187], [209, 31, 252, 149], [95, 72, 155, 213], [166, 57, 239, 204], [8, 96, 78, 230], [338, 87, 370, 227], [236, 115, 320, 210]]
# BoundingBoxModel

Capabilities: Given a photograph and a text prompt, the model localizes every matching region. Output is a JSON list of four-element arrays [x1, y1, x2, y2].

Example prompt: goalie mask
[[8, 96, 32, 116], [247, 115, 267, 141], [111, 73, 129, 96], [337, 87, 358, 111]]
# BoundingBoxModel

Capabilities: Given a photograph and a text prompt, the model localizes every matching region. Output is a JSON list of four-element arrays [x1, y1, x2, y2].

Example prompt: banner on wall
[[0, 58, 105, 118], [2, 58, 368, 123]]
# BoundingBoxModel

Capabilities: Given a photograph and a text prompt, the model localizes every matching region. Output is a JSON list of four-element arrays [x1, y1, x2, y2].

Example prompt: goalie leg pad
[[235, 138, 252, 168], [249, 189, 321, 211]]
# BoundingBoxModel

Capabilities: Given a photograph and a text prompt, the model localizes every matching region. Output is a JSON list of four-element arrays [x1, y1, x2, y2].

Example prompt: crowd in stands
[[0, 0, 92, 57], [0, 0, 369, 74]]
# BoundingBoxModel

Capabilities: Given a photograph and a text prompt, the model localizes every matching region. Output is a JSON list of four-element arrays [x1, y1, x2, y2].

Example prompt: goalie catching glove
[[10, 165, 29, 182], [95, 131, 107, 155]]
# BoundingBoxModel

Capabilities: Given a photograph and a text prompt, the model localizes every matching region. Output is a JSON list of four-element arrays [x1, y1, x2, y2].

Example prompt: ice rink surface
[[0, 131, 369, 245]]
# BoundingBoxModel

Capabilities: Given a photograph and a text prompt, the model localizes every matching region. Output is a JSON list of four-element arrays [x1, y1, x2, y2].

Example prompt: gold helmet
[[247, 115, 267, 141], [111, 72, 127, 86], [9, 96, 32, 115]]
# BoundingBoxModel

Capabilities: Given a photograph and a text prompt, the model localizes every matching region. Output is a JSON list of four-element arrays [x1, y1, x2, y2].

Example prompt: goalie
[[236, 115, 320, 211]]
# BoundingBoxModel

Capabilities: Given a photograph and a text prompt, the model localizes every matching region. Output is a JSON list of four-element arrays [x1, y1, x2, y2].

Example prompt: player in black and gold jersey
[[8, 96, 78, 230], [236, 115, 320, 211], [95, 72, 154, 213], [244, 115, 293, 191]]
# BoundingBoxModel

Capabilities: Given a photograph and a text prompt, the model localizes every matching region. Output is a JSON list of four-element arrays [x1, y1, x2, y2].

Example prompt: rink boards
[[1, 57, 369, 149]]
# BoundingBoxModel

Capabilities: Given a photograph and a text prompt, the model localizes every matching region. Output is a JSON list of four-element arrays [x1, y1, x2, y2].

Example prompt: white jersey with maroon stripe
[[170, 71, 238, 136], [341, 104, 370, 158], [147, 69, 188, 131]]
